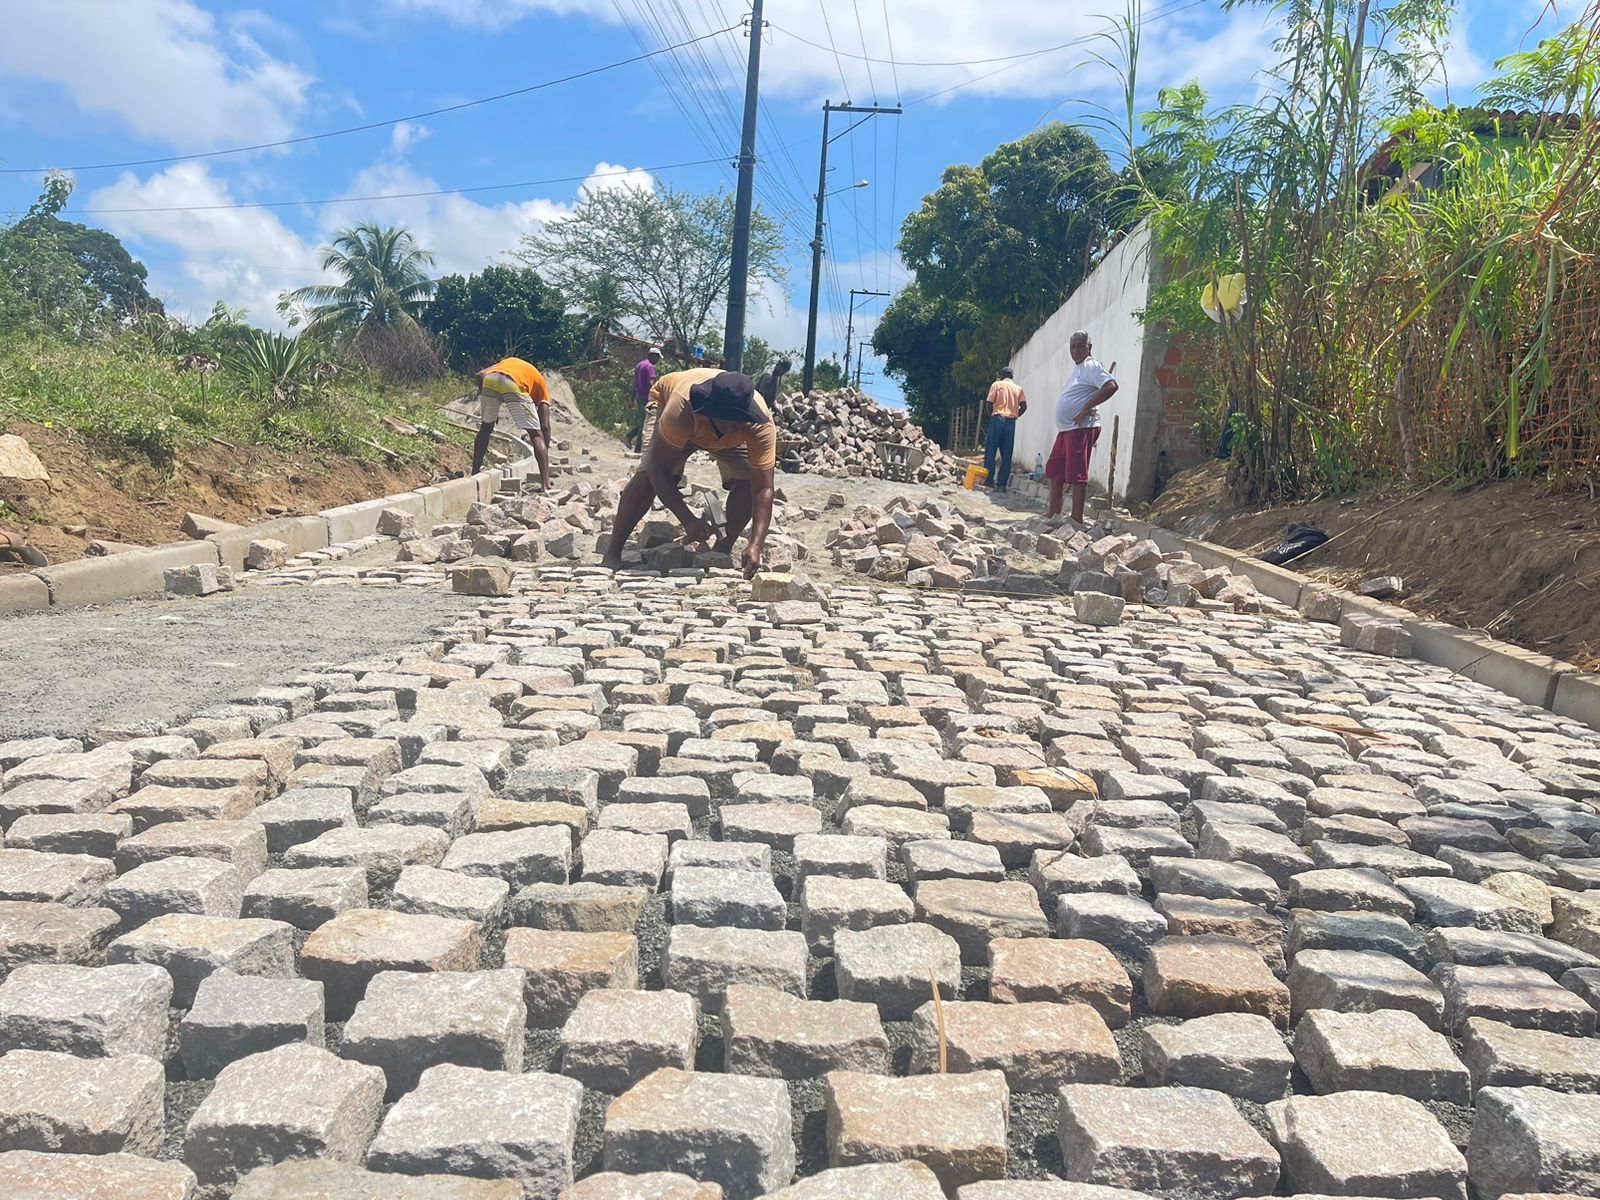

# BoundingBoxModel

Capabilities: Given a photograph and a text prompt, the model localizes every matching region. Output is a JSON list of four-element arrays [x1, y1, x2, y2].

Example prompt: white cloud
[[390, 121, 431, 156], [0, 0, 312, 150], [582, 161, 658, 194], [84, 163, 323, 326], [384, 0, 617, 31]]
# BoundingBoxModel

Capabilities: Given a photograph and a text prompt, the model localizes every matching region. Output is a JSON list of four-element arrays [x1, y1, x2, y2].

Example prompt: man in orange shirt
[[982, 366, 1027, 491], [601, 368, 776, 579], [470, 356, 550, 490]]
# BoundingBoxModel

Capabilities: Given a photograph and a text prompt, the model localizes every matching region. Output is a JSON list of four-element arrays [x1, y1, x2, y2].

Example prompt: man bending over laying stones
[[470, 355, 551, 490], [602, 368, 776, 579]]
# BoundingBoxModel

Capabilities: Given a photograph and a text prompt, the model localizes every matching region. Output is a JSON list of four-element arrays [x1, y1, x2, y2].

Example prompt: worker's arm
[[742, 464, 776, 579], [644, 438, 715, 544], [1086, 377, 1119, 411], [1018, 387, 1028, 416]]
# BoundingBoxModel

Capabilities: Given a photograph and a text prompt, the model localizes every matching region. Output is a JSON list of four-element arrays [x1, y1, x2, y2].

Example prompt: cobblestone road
[[1, 550, 1598, 1199]]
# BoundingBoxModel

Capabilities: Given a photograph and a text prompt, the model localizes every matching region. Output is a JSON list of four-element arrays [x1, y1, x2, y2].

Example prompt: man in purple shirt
[[627, 347, 662, 451]]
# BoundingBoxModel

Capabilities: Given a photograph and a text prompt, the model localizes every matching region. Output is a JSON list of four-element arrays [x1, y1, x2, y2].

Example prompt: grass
[[568, 374, 638, 440], [0, 333, 474, 468]]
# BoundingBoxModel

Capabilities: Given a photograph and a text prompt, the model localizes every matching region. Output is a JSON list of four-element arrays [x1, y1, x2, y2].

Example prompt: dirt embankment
[[1146, 460, 1600, 670], [0, 417, 470, 568]]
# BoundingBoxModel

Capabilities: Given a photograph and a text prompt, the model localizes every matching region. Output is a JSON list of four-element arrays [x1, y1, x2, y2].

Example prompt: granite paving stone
[[826, 1069, 1009, 1193], [0, 1048, 165, 1155], [1266, 1091, 1466, 1200], [1142, 1013, 1294, 1102]]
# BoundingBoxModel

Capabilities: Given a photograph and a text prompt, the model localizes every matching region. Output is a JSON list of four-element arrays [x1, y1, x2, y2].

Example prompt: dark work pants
[[984, 414, 1017, 490]]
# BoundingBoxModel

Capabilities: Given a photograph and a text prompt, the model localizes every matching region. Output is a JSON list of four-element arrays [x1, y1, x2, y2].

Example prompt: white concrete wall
[[1008, 224, 1160, 500]]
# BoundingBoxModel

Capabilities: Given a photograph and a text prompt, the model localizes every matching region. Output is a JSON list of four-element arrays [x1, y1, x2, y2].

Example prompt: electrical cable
[[1, 24, 742, 176]]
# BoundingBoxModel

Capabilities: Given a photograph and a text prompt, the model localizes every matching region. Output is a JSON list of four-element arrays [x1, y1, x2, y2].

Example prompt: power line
[[1, 25, 742, 176], [815, 0, 853, 102], [66, 157, 730, 215]]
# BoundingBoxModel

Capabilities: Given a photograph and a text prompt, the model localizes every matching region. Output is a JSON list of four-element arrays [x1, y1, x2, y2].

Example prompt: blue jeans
[[984, 414, 1016, 490]]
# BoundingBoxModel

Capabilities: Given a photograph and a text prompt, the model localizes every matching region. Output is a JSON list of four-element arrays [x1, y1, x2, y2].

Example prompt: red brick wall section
[[1153, 334, 1210, 486]]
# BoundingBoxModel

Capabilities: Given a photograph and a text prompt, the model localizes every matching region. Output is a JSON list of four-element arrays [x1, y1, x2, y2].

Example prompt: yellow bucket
[[963, 465, 989, 490]]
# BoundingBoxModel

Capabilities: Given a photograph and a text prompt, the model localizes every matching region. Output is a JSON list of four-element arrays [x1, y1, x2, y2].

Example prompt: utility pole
[[721, 0, 764, 373], [802, 100, 901, 393], [855, 341, 871, 388], [842, 288, 888, 384]]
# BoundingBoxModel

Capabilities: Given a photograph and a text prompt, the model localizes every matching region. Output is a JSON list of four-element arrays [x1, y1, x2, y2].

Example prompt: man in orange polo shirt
[[601, 368, 776, 579], [982, 366, 1027, 491], [471, 355, 550, 490]]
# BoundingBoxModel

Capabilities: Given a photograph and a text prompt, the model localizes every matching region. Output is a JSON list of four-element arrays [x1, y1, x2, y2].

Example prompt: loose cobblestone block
[[502, 928, 638, 1028], [599, 801, 693, 843], [792, 833, 885, 883], [1057, 893, 1168, 959], [0, 901, 119, 979], [284, 825, 450, 890], [826, 1069, 1009, 1193], [719, 803, 823, 851], [1057, 1083, 1280, 1200], [1156, 896, 1285, 973], [440, 826, 571, 889], [1292, 1009, 1469, 1102], [108, 913, 294, 1006], [1398, 876, 1545, 935], [235, 1159, 518, 1197], [1284, 867, 1415, 918], [660, 925, 808, 1014], [1145, 936, 1289, 1026], [513, 882, 648, 933], [1460, 1017, 1600, 1093], [723, 984, 888, 1079], [180, 971, 324, 1078], [564, 1172, 722, 1200], [912, 999, 1119, 1092], [668, 841, 772, 879], [801, 876, 913, 951], [1285, 908, 1427, 970], [1142, 1013, 1293, 1102], [767, 1161, 945, 1198], [1030, 853, 1141, 906], [370, 790, 476, 836], [1433, 963, 1597, 1036], [841, 804, 951, 845], [392, 865, 510, 924], [0, 960, 171, 1060], [834, 922, 961, 1019], [0, 1149, 198, 1200], [1466, 1086, 1600, 1199], [1288, 949, 1445, 1026], [988, 937, 1131, 1027], [1151, 856, 1280, 907], [904, 839, 1005, 882], [299, 908, 480, 1018], [0, 849, 114, 907], [0, 1048, 165, 1154], [5, 812, 131, 859], [1266, 1091, 1466, 1200], [580, 830, 668, 889], [559, 988, 698, 1093], [914, 879, 1048, 964], [105, 855, 242, 927], [604, 1067, 794, 1200], [242, 866, 367, 930], [183, 1042, 385, 1190], [251, 789, 355, 854], [969, 812, 1075, 867], [114, 820, 267, 882], [673, 865, 787, 931], [367, 1064, 583, 1200]]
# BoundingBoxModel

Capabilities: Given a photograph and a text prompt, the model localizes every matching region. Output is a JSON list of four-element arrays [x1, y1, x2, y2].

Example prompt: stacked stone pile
[[826, 501, 1277, 619], [770, 388, 963, 483], [0, 570, 1597, 1197], [399, 484, 813, 577]]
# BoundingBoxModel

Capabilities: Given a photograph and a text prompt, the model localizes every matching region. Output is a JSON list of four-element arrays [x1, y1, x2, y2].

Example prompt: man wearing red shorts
[[1045, 329, 1118, 523]]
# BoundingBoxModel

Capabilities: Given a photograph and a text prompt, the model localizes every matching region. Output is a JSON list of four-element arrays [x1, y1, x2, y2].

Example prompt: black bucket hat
[[688, 371, 770, 425]]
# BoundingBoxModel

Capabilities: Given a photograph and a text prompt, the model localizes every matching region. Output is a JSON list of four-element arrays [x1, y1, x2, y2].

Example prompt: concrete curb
[[4, 453, 529, 616], [1118, 512, 1600, 733]]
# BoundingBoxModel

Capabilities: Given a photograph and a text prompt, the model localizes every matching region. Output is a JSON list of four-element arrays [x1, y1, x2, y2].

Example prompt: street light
[[828, 180, 870, 197]]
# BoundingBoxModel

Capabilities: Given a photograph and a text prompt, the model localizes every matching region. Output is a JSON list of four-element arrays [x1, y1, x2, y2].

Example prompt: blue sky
[[0, 0, 1584, 407]]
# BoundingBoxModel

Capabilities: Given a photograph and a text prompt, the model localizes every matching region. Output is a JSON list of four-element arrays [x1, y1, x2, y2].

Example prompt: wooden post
[[1106, 415, 1121, 512]]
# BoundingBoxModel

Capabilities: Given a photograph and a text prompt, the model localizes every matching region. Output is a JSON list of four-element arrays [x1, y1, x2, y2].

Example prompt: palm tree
[[278, 222, 436, 341], [576, 272, 629, 357]]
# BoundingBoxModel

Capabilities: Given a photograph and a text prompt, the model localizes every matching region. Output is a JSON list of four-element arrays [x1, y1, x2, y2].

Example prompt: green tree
[[872, 283, 983, 442], [743, 335, 776, 378], [812, 354, 848, 391], [279, 221, 436, 340], [876, 123, 1123, 437], [0, 173, 159, 333], [423, 265, 577, 370], [518, 184, 786, 352]]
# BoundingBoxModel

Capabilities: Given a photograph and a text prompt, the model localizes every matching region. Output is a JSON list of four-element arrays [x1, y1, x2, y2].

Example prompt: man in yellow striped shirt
[[471, 356, 550, 490]]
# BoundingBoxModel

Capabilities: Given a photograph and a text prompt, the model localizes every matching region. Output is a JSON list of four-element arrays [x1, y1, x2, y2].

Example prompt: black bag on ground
[[1259, 522, 1328, 565]]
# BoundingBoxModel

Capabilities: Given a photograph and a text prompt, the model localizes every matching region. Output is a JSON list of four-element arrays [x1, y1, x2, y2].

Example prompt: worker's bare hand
[[682, 516, 717, 545], [741, 544, 763, 580]]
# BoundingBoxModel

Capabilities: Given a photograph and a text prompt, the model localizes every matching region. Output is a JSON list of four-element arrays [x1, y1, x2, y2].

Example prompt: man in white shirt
[[1046, 329, 1118, 522]]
